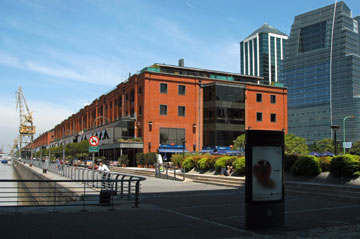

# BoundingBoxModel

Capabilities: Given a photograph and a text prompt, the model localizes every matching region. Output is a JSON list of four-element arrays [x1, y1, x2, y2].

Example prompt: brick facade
[[32, 131, 54, 149], [34, 63, 288, 155]]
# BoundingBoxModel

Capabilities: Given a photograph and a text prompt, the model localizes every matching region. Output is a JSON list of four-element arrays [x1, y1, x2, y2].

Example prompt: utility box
[[245, 130, 285, 229]]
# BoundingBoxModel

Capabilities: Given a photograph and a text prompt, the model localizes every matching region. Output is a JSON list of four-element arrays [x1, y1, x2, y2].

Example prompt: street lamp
[[182, 139, 186, 161], [343, 116, 355, 154], [330, 125, 340, 155], [63, 129, 71, 165]]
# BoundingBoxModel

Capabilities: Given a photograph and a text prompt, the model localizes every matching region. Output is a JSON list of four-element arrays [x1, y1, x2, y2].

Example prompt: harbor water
[[0, 160, 34, 206], [0, 160, 18, 206]]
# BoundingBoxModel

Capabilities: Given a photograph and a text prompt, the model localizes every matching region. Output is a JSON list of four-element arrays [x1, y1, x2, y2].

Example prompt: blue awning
[[158, 148, 189, 153], [211, 150, 241, 155]]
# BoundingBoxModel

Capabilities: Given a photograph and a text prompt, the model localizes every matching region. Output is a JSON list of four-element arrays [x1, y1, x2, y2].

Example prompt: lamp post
[[62, 129, 71, 165], [330, 125, 340, 155], [182, 139, 186, 161], [343, 116, 355, 154]]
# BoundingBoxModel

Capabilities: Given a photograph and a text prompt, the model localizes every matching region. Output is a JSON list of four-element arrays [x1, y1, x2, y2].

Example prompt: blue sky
[[1, 0, 360, 153]]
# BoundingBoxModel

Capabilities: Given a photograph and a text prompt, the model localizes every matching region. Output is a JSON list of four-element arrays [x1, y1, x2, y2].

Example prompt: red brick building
[[32, 131, 55, 149], [33, 62, 287, 164]]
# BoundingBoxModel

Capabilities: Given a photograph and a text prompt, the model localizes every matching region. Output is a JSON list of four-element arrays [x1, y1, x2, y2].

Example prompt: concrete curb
[[111, 166, 360, 202]]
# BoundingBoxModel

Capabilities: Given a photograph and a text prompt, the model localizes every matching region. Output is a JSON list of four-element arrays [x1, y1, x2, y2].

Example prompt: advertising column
[[245, 130, 284, 229]]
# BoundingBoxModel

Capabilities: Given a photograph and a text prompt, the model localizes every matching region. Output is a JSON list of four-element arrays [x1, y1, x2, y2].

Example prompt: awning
[[211, 150, 241, 155], [200, 149, 214, 154], [158, 148, 189, 153]]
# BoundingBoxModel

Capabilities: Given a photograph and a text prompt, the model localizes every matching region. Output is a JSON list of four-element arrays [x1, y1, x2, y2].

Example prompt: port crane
[[16, 87, 36, 159]]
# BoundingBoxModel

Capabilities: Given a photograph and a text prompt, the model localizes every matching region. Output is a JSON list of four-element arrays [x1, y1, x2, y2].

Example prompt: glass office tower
[[281, 1, 360, 144], [241, 24, 288, 85]]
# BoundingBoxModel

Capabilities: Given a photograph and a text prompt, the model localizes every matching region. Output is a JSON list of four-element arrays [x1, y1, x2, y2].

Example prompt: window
[[256, 112, 262, 121], [138, 86, 143, 95], [270, 95, 276, 104], [299, 21, 327, 53], [160, 128, 185, 145], [178, 85, 186, 95], [138, 106, 142, 116], [160, 105, 167, 115], [160, 83, 168, 93], [256, 93, 262, 102], [271, 113, 277, 122], [178, 106, 185, 116]]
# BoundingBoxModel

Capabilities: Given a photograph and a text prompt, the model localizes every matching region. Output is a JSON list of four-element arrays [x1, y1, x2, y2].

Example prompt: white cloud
[[25, 61, 85, 82], [0, 96, 73, 154], [0, 49, 126, 86], [186, 2, 195, 9], [153, 18, 193, 44], [0, 51, 22, 68]]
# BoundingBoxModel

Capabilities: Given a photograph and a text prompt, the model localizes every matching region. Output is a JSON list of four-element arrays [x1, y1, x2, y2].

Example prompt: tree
[[233, 134, 245, 151], [309, 138, 334, 154], [64, 140, 90, 158], [285, 134, 309, 155], [349, 141, 360, 155]]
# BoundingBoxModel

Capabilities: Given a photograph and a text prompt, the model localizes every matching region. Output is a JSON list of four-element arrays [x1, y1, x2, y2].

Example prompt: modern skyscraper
[[281, 1, 360, 144], [241, 23, 288, 85]]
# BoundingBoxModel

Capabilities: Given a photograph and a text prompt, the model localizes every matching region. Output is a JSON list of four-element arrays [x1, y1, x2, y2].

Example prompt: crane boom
[[16, 86, 35, 159], [16, 87, 36, 134]]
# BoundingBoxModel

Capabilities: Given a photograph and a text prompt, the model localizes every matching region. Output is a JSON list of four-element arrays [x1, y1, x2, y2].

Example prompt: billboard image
[[252, 146, 282, 201]]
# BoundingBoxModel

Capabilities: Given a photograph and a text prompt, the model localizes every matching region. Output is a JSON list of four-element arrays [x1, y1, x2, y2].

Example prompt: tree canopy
[[33, 140, 90, 160], [349, 141, 360, 155], [308, 138, 334, 154], [285, 134, 309, 155], [233, 134, 245, 151]]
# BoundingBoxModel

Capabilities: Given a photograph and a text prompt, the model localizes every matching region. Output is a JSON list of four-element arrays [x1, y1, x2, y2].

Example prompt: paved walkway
[[1, 175, 360, 238]]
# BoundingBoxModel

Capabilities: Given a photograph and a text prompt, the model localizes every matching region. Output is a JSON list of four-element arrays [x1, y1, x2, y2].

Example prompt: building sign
[[343, 142, 352, 149], [252, 146, 282, 201]]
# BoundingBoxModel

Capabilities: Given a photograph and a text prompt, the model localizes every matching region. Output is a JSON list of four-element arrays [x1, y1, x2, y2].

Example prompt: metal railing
[[0, 160, 146, 211], [155, 163, 185, 181]]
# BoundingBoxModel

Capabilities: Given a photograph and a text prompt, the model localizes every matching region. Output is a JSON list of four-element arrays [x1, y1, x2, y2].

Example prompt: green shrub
[[207, 156, 217, 169], [330, 154, 360, 178], [318, 156, 331, 172], [284, 154, 299, 172], [214, 156, 236, 172], [118, 154, 129, 166], [290, 155, 321, 177], [170, 153, 184, 168], [232, 157, 245, 175], [145, 152, 157, 166], [182, 157, 196, 172], [197, 157, 211, 171], [136, 152, 145, 165]]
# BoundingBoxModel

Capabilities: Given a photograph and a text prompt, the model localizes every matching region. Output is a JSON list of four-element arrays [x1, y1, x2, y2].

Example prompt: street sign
[[89, 136, 99, 146], [343, 142, 352, 149], [89, 146, 99, 153]]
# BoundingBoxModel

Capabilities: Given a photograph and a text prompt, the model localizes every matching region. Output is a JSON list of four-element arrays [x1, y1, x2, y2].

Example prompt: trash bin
[[99, 189, 112, 205]]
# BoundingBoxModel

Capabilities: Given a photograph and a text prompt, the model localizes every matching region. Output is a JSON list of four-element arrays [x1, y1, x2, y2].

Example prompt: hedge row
[[285, 154, 360, 178], [181, 155, 246, 175], [180, 153, 360, 178]]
